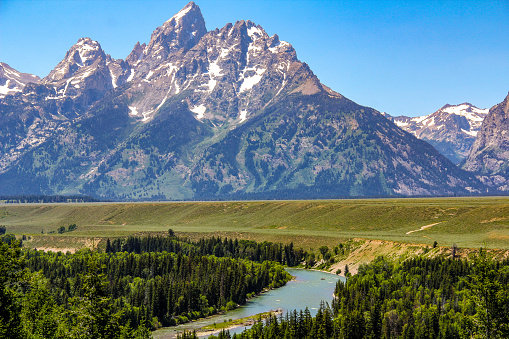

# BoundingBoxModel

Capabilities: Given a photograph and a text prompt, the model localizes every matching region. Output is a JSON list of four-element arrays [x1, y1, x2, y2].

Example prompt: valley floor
[[2, 196, 509, 252]]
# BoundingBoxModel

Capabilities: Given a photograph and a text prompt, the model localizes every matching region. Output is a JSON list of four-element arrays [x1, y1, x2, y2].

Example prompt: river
[[153, 268, 344, 338]]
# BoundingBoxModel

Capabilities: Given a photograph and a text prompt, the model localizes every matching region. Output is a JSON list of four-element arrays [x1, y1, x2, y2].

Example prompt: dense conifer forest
[[106, 234, 306, 266], [2, 232, 509, 338], [0, 235, 297, 338], [179, 251, 509, 339]]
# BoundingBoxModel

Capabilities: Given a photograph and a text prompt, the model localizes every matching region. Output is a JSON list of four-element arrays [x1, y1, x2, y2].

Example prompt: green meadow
[[2, 196, 509, 250]]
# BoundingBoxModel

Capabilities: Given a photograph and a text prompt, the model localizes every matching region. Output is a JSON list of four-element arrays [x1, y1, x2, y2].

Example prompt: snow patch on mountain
[[247, 26, 264, 39], [190, 104, 206, 119], [145, 71, 154, 81], [127, 69, 135, 82], [269, 41, 290, 53], [394, 120, 409, 127], [0, 80, 22, 95], [128, 106, 139, 117], [142, 110, 155, 122], [208, 62, 223, 77], [462, 128, 477, 137], [239, 109, 247, 122], [110, 69, 118, 88], [239, 68, 265, 93]]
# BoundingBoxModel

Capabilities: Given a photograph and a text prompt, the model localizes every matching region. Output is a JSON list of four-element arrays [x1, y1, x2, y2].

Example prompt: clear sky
[[1, 0, 507, 117]]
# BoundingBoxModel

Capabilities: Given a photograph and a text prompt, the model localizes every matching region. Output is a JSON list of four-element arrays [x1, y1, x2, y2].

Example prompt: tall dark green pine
[[105, 238, 112, 253], [0, 241, 24, 339]]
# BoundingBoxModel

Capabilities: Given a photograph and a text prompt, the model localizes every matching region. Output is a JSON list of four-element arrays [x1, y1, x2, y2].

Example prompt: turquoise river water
[[153, 268, 344, 338]]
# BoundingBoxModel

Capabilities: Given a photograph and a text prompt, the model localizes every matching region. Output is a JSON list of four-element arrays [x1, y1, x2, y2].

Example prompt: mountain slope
[[0, 37, 135, 173], [189, 93, 479, 198], [0, 62, 40, 98], [463, 92, 509, 190], [387, 103, 488, 164], [0, 2, 484, 200]]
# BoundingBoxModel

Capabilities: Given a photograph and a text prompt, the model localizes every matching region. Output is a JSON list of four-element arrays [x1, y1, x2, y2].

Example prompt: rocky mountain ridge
[[0, 62, 41, 98], [0, 2, 486, 200], [386, 103, 489, 164], [463, 93, 509, 190]]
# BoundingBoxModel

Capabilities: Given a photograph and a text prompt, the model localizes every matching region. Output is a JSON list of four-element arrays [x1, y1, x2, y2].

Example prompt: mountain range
[[0, 2, 503, 200], [385, 103, 489, 164]]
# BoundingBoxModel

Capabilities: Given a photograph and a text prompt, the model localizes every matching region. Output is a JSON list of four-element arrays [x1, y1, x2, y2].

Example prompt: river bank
[[152, 268, 342, 339], [195, 309, 283, 338]]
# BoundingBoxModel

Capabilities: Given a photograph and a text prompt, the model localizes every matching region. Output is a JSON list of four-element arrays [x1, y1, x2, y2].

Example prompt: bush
[[0, 225, 6, 235], [225, 301, 236, 311], [1, 234, 17, 245]]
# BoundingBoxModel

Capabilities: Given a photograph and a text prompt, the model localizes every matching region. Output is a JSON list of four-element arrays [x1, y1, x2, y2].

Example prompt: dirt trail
[[406, 222, 442, 235]]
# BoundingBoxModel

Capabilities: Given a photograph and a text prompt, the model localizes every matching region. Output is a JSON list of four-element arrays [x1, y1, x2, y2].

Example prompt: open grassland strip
[[25, 235, 103, 253], [316, 238, 509, 276], [2, 197, 509, 249]]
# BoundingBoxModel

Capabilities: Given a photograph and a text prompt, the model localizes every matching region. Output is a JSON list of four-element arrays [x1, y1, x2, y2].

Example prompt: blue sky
[[1, 0, 507, 117]]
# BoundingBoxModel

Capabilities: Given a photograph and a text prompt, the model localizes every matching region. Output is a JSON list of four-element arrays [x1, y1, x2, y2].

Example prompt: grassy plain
[[2, 197, 509, 250]]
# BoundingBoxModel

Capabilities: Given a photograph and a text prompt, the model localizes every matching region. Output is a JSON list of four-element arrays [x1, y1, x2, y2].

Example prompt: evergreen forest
[[0, 234, 298, 338], [1, 232, 509, 339], [179, 250, 509, 339]]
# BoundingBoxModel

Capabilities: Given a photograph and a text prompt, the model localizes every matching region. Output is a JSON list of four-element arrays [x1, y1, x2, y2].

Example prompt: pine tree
[[468, 248, 509, 338], [0, 241, 25, 339], [68, 255, 124, 338]]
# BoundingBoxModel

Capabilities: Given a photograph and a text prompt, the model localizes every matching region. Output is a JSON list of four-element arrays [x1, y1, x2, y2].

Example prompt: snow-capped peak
[[389, 102, 490, 163], [394, 103, 489, 132], [0, 62, 40, 97], [440, 103, 488, 122], [44, 37, 106, 83], [74, 37, 102, 67]]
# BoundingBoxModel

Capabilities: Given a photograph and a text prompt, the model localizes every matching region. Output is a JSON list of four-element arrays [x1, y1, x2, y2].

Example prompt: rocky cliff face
[[41, 37, 132, 114], [0, 37, 132, 175], [0, 2, 484, 200], [463, 93, 509, 190], [388, 103, 489, 164], [123, 4, 322, 127]]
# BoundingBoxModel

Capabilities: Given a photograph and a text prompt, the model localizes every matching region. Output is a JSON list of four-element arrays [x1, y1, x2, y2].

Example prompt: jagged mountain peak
[[138, 1, 207, 69], [124, 12, 308, 125], [0, 62, 40, 98], [225, 20, 280, 47], [0, 2, 487, 200], [159, 1, 206, 41], [28, 36, 133, 110], [126, 41, 146, 67], [44, 37, 106, 82], [164, 1, 201, 26]]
